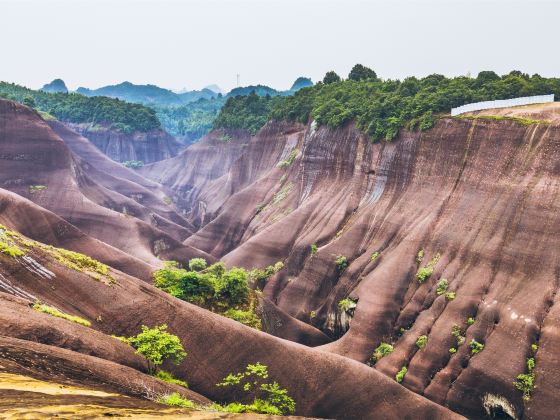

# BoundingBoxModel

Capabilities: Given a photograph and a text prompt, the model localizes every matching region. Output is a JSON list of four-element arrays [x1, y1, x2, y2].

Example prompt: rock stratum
[[140, 104, 560, 419], [1, 96, 559, 419], [0, 98, 458, 418]]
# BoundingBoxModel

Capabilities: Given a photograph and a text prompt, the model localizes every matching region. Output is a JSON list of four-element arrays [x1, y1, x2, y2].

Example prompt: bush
[[446, 292, 456, 301], [127, 324, 186, 373], [416, 335, 428, 349], [469, 339, 485, 354], [156, 370, 188, 388], [188, 258, 207, 272], [467, 317, 475, 326], [449, 347, 457, 354], [179, 271, 215, 304], [416, 254, 440, 283], [338, 298, 357, 313], [335, 255, 348, 271], [514, 356, 536, 401], [436, 279, 448, 295], [157, 393, 195, 408], [217, 362, 295, 415], [218, 267, 249, 305], [371, 342, 394, 364], [0, 240, 24, 258], [224, 303, 262, 330], [396, 366, 408, 383], [310, 244, 318, 256], [370, 251, 380, 262]]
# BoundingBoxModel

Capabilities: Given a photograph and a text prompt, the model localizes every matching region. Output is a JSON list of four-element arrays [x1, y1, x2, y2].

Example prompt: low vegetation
[[370, 342, 394, 365], [416, 335, 428, 349], [338, 297, 357, 313], [122, 160, 144, 169], [446, 291, 456, 301], [277, 149, 298, 168], [395, 366, 408, 383], [451, 324, 466, 347], [156, 370, 188, 388], [310, 244, 318, 256], [335, 255, 348, 271], [216, 362, 296, 415], [29, 185, 47, 193], [157, 393, 195, 408], [469, 339, 485, 354], [416, 253, 440, 283], [370, 251, 380, 262], [514, 345, 538, 401], [0, 240, 25, 258], [154, 258, 283, 329], [436, 279, 449, 295], [32, 302, 91, 327], [467, 317, 476, 326]]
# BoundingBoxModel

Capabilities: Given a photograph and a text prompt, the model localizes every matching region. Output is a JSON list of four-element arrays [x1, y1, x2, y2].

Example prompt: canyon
[[0, 97, 559, 419]]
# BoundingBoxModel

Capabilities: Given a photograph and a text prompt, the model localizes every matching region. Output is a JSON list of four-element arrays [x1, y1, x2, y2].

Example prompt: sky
[[1, 0, 559, 93]]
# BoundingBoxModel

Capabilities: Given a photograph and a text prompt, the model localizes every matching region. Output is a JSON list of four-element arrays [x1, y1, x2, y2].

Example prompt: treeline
[[215, 66, 560, 141], [0, 82, 160, 133], [155, 96, 226, 139]]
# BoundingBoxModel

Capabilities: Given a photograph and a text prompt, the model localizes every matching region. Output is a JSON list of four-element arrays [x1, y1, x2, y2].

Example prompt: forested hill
[[214, 66, 560, 140], [0, 82, 160, 133]]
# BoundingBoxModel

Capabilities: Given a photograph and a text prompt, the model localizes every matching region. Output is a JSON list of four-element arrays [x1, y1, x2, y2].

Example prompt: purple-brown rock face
[[66, 122, 181, 164], [143, 114, 560, 419]]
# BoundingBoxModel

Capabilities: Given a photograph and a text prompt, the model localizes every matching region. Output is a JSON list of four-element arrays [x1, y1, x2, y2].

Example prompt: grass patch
[[156, 370, 188, 388], [32, 302, 91, 327], [277, 149, 298, 168], [157, 392, 195, 408], [29, 185, 47, 194], [458, 114, 549, 126]]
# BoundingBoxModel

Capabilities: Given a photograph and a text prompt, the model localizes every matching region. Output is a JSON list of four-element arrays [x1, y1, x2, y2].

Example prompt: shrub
[[416, 249, 424, 263], [217, 362, 295, 415], [514, 356, 536, 401], [451, 324, 466, 346], [338, 298, 357, 313], [371, 342, 394, 364], [335, 255, 348, 271], [467, 317, 475, 326], [436, 279, 448, 295], [396, 366, 408, 383], [157, 393, 195, 408], [416, 335, 428, 349], [218, 267, 249, 305], [29, 185, 47, 193], [156, 370, 188, 388], [371, 251, 380, 262], [178, 271, 215, 304], [470, 339, 485, 354], [188, 258, 207, 272], [449, 347, 457, 354], [310, 244, 318, 256], [127, 324, 186, 373], [446, 292, 456, 301], [224, 304, 262, 330], [416, 254, 440, 283], [277, 149, 298, 168], [32, 302, 91, 327], [0, 240, 24, 257]]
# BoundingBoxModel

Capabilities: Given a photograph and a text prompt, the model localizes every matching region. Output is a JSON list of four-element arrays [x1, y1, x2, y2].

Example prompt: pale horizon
[[1, 0, 559, 93]]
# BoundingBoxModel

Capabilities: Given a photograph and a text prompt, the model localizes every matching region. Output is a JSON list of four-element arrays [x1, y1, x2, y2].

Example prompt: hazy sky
[[1, 0, 559, 92]]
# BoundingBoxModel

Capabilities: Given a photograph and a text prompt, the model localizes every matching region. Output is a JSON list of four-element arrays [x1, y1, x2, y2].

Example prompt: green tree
[[188, 257, 207, 272], [322, 71, 341, 85], [23, 95, 36, 108], [348, 64, 377, 81], [127, 324, 187, 373], [218, 267, 249, 305]]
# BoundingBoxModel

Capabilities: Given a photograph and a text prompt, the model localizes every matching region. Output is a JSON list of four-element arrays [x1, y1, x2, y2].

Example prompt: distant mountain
[[290, 77, 313, 91], [227, 84, 280, 97], [204, 84, 223, 94], [76, 81, 217, 106], [41, 79, 68, 93]]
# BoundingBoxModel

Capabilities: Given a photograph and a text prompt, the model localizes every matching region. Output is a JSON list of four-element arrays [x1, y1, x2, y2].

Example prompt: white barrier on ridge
[[451, 94, 555, 116]]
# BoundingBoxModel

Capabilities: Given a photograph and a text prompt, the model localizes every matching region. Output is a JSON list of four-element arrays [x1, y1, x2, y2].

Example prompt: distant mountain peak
[[41, 79, 68, 93], [290, 77, 313, 91], [204, 84, 223, 94]]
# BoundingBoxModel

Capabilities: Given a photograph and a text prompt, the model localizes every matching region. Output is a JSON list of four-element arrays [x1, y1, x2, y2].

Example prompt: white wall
[[451, 94, 555, 116]]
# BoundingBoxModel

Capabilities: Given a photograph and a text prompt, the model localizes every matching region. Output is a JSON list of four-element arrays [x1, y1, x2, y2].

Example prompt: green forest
[[0, 82, 160, 133], [215, 67, 560, 141]]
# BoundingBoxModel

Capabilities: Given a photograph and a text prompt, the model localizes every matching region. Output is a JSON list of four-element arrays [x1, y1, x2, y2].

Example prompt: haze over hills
[[1, 65, 560, 418]]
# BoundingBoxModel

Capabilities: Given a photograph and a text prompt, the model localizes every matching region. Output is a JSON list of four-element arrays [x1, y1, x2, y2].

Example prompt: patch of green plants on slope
[[156, 370, 188, 388], [338, 297, 357, 313], [469, 339, 485, 354], [29, 185, 47, 193], [214, 67, 560, 141], [0, 82, 160, 133], [416, 253, 440, 283], [458, 114, 549, 126], [32, 302, 91, 327], [416, 335, 428, 349], [369, 342, 394, 365], [215, 362, 296, 415], [395, 366, 408, 383], [154, 259, 283, 329], [335, 255, 348, 271], [277, 149, 298, 168], [514, 344, 538, 401], [157, 393, 195, 408], [436, 279, 449, 295]]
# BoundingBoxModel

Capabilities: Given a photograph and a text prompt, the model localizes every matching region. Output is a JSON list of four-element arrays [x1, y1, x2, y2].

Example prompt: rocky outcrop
[[141, 108, 560, 419], [66, 122, 181, 164]]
